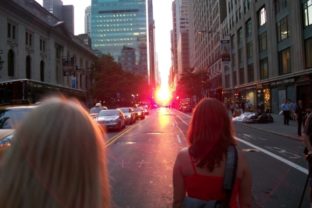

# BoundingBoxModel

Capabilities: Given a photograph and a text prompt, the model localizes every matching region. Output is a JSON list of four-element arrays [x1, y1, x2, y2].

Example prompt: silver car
[[96, 109, 126, 131], [117, 107, 136, 124]]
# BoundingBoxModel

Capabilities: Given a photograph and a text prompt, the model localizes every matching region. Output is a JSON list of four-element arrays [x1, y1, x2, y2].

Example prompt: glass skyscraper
[[91, 0, 147, 75]]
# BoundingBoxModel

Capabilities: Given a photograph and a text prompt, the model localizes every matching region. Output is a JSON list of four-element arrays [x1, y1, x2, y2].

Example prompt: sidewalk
[[238, 114, 303, 141]]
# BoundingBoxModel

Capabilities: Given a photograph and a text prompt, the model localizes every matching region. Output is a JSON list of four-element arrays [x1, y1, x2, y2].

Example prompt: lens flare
[[155, 86, 172, 106]]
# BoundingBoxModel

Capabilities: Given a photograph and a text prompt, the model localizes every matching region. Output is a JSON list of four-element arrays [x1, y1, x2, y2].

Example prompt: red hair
[[188, 98, 236, 171]]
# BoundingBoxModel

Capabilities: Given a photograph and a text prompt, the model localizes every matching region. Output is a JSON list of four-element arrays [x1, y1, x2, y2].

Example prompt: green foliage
[[175, 71, 203, 99], [91, 54, 150, 106]]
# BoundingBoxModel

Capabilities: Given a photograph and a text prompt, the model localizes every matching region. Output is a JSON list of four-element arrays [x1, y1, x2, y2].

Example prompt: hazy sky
[[35, 0, 172, 86]]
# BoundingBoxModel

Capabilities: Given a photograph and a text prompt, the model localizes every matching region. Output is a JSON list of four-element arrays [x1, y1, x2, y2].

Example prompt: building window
[[305, 38, 312, 68], [246, 42, 253, 59], [239, 68, 245, 84], [25, 31, 33, 47], [40, 39, 46, 52], [246, 19, 252, 38], [275, 0, 288, 13], [304, 0, 312, 27], [277, 16, 289, 42], [258, 7, 267, 26], [247, 64, 254, 82], [260, 58, 269, 79], [259, 32, 267, 53], [40, 61, 45, 81], [279, 48, 291, 74], [26, 56, 31, 79], [7, 22, 16, 40], [237, 27, 243, 46], [8, 50, 15, 77]]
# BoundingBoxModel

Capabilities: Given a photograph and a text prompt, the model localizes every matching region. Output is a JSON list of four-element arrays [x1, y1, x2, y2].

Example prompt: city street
[[106, 108, 310, 208]]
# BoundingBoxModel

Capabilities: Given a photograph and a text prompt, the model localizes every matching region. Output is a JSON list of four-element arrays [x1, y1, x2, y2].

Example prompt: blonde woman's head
[[0, 97, 110, 208]]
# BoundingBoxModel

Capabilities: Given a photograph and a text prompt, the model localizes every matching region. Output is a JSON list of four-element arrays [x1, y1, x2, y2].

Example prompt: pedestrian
[[0, 97, 111, 208], [172, 98, 252, 208], [281, 99, 290, 125], [303, 110, 312, 205], [295, 100, 305, 136], [289, 100, 297, 121]]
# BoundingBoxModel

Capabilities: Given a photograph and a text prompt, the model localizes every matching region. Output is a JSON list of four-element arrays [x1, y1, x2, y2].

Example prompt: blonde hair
[[0, 97, 110, 208]]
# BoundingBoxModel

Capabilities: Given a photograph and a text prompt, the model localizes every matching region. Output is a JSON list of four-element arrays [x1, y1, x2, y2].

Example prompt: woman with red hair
[[173, 98, 252, 208]]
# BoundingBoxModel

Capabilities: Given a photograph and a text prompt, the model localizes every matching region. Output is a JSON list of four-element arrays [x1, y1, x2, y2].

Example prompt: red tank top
[[184, 154, 240, 208]]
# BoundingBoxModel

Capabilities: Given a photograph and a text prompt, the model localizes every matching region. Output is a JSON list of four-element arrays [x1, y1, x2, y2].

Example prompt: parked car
[[141, 105, 149, 115], [243, 112, 274, 124], [0, 129, 14, 158], [117, 107, 136, 124], [90, 103, 108, 118], [0, 105, 37, 157], [134, 107, 145, 120], [96, 109, 126, 131], [0, 105, 36, 129], [232, 112, 255, 122]]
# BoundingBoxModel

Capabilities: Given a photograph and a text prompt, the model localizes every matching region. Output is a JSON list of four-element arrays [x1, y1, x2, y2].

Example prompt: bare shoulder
[[174, 147, 190, 167], [176, 147, 189, 160]]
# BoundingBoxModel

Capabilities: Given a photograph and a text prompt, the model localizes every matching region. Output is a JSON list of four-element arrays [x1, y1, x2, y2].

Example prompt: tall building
[[171, 1, 178, 87], [43, 0, 74, 34], [147, 0, 156, 88], [223, 0, 312, 113], [172, 0, 191, 82], [43, 0, 63, 18], [85, 6, 91, 36], [91, 0, 148, 76], [188, 0, 228, 99], [120, 46, 136, 72], [62, 5, 74, 34]]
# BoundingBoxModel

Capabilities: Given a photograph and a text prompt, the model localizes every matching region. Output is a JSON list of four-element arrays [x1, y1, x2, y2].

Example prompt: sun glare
[[155, 86, 172, 106]]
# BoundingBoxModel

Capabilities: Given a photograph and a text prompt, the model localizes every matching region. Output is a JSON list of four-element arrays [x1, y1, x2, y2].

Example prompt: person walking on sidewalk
[[295, 100, 305, 136], [281, 99, 290, 125]]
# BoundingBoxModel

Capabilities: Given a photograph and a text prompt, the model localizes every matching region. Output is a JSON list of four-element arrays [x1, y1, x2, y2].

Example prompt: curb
[[239, 122, 304, 142]]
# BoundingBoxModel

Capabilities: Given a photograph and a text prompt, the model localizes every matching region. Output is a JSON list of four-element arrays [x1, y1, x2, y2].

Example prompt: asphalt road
[[105, 108, 310, 208]]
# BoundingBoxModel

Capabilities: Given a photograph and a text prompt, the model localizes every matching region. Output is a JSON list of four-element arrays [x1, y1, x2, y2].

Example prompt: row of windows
[[95, 38, 136, 42], [94, 19, 136, 23], [7, 50, 45, 81], [96, 13, 137, 18], [8, 23, 47, 52], [93, 23, 134, 27], [230, 43, 312, 87]]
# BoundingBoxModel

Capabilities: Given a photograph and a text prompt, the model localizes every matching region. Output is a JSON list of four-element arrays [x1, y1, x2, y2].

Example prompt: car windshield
[[118, 108, 130, 113], [90, 106, 102, 114], [135, 107, 143, 112], [0, 108, 34, 129], [98, 110, 119, 117]]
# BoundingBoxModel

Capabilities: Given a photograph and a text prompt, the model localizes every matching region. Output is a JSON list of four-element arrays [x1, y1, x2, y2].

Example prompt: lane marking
[[106, 124, 137, 147], [243, 133, 252, 138], [177, 134, 182, 144], [176, 114, 189, 126], [235, 137, 308, 175], [174, 111, 308, 175]]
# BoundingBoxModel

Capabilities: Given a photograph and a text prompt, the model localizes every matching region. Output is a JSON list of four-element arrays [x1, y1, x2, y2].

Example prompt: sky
[[35, 0, 173, 87]]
